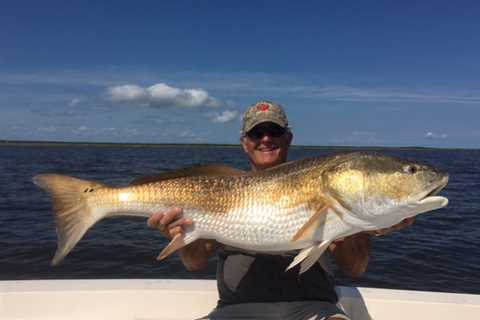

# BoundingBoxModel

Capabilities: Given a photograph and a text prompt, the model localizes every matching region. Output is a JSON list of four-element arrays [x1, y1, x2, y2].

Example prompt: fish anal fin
[[157, 234, 188, 261], [130, 164, 246, 185], [286, 240, 331, 274], [286, 246, 315, 271], [299, 241, 331, 274], [291, 202, 329, 242]]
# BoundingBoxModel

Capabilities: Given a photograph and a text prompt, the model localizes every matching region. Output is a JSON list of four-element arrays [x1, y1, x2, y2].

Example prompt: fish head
[[322, 153, 449, 228]]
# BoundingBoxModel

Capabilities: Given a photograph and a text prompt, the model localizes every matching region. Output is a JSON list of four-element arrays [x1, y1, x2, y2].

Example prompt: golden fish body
[[33, 152, 449, 272]]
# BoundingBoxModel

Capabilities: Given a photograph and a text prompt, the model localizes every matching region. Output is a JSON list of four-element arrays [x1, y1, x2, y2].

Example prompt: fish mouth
[[416, 174, 449, 207], [426, 175, 449, 197]]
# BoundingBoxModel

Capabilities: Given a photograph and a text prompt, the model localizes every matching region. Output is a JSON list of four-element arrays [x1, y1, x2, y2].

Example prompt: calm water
[[1, 145, 479, 294]]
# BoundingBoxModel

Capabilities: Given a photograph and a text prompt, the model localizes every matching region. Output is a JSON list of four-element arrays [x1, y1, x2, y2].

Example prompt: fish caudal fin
[[33, 174, 106, 265]]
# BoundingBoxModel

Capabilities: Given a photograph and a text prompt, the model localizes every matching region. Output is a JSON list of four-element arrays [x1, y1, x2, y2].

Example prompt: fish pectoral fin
[[130, 164, 246, 185], [291, 203, 329, 242], [299, 240, 331, 274]]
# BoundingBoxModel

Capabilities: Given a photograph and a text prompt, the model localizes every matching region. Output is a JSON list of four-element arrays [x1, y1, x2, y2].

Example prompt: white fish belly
[[185, 204, 315, 252], [314, 208, 359, 242], [97, 200, 352, 253]]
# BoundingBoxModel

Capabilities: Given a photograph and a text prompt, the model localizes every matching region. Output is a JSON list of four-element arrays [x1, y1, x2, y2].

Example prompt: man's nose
[[260, 134, 273, 142]]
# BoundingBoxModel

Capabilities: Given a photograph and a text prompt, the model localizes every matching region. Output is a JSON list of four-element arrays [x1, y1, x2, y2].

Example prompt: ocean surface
[[1, 144, 479, 295]]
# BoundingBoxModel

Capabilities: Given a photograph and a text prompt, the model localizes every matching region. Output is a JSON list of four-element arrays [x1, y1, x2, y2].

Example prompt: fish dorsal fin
[[291, 201, 329, 242], [130, 164, 246, 185], [261, 157, 324, 175], [262, 158, 307, 174]]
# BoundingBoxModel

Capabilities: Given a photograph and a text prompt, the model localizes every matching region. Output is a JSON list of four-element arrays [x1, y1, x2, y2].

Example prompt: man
[[148, 101, 413, 319]]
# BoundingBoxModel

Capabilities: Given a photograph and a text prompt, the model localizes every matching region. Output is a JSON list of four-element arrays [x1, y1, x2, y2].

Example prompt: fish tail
[[33, 174, 107, 265]]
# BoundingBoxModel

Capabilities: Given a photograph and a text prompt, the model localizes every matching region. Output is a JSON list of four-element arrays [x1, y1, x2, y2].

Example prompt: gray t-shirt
[[215, 246, 338, 307]]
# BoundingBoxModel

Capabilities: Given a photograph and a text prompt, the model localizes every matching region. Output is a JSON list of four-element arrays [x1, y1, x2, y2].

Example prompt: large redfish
[[33, 152, 448, 273]]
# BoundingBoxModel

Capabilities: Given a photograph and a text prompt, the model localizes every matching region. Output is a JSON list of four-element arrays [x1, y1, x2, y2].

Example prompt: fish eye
[[404, 165, 417, 174]]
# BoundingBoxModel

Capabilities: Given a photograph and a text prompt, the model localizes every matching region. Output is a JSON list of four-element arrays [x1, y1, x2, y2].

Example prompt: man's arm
[[330, 217, 416, 278], [147, 208, 216, 271], [330, 233, 370, 278], [177, 239, 216, 271]]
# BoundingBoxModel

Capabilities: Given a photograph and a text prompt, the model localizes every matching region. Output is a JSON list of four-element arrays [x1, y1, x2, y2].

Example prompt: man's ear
[[286, 131, 293, 145], [240, 136, 249, 153]]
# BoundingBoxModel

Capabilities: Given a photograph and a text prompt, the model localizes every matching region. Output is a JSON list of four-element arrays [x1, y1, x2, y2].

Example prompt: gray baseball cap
[[241, 100, 289, 136]]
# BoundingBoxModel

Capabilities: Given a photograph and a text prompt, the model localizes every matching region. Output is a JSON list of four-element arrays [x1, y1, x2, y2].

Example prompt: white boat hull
[[1, 279, 479, 320]]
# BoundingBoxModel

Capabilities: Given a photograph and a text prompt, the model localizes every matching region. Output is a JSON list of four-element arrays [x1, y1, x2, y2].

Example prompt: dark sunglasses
[[246, 125, 287, 140]]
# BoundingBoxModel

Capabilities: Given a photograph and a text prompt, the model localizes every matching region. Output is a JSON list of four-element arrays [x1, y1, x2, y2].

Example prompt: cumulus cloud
[[108, 85, 147, 102], [108, 83, 222, 108], [210, 110, 238, 123], [426, 131, 448, 139]]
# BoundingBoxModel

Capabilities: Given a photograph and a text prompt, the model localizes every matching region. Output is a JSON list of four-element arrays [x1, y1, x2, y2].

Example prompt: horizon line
[[0, 139, 475, 151]]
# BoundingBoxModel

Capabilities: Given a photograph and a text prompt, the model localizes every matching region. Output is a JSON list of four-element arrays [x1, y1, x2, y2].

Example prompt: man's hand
[[331, 233, 370, 278], [147, 208, 192, 239], [147, 208, 216, 271], [367, 217, 415, 236]]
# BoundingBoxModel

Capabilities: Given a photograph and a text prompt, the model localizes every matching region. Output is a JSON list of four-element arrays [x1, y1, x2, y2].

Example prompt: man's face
[[240, 122, 292, 171]]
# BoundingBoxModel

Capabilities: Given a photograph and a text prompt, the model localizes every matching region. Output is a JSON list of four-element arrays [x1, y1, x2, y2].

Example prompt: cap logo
[[256, 103, 269, 112]]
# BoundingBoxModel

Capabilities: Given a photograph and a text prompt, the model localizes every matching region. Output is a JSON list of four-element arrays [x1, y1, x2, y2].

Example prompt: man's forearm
[[331, 233, 370, 278], [178, 239, 216, 271]]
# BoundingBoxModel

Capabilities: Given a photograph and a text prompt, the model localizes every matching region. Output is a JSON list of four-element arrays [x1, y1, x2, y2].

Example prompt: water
[[1, 144, 479, 294]]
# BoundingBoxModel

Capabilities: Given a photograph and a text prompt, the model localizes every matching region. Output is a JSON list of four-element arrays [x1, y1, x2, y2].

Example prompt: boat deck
[[1, 279, 479, 319]]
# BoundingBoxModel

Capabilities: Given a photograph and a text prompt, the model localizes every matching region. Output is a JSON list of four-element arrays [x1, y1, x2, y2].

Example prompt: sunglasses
[[246, 125, 287, 140]]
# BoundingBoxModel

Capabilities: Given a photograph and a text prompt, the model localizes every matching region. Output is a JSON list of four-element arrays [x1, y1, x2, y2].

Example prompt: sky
[[1, 0, 479, 148]]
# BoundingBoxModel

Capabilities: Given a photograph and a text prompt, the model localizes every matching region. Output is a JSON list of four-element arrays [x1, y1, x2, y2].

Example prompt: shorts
[[199, 300, 350, 320]]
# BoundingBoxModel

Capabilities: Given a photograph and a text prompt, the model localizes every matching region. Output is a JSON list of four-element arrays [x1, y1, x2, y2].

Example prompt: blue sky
[[1, 0, 479, 147]]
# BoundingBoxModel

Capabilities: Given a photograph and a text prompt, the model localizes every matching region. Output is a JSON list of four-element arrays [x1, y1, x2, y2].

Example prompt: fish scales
[[108, 164, 322, 248]]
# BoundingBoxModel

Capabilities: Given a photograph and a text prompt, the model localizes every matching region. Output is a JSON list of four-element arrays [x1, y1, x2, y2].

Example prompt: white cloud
[[125, 128, 139, 136], [72, 126, 89, 135], [210, 110, 238, 123], [5, 69, 480, 106], [69, 125, 142, 138], [426, 131, 448, 139], [179, 129, 197, 138], [307, 86, 480, 104], [69, 98, 80, 107], [108, 84, 147, 102], [108, 82, 222, 108], [37, 126, 56, 132]]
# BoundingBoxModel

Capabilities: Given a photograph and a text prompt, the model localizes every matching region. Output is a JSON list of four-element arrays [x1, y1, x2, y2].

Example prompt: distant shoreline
[[0, 139, 473, 151]]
